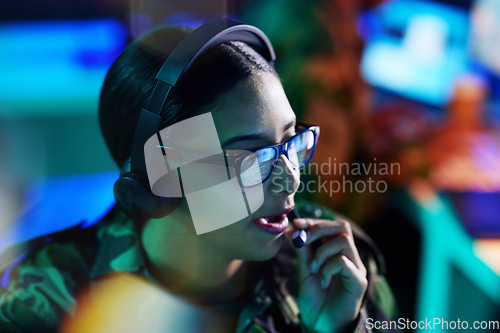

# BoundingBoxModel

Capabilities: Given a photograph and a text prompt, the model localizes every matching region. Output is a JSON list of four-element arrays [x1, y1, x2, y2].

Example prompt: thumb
[[286, 228, 313, 281], [296, 244, 312, 281]]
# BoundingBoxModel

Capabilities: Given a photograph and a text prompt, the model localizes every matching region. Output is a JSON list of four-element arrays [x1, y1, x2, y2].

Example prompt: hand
[[286, 218, 368, 333]]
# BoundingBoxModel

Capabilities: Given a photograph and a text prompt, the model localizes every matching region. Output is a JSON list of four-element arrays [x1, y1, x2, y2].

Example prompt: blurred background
[[0, 0, 499, 331]]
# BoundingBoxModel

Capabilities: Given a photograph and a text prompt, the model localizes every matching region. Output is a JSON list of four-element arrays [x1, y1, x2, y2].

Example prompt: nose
[[268, 153, 300, 195]]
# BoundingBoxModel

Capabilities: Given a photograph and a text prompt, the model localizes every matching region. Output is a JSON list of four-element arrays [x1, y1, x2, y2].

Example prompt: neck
[[139, 203, 257, 305]]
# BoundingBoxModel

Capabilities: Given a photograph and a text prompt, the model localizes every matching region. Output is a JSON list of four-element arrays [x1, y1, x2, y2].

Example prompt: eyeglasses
[[230, 124, 319, 187], [158, 124, 320, 188]]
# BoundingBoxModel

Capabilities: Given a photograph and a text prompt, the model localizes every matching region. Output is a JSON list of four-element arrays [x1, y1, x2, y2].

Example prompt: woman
[[0, 20, 398, 333]]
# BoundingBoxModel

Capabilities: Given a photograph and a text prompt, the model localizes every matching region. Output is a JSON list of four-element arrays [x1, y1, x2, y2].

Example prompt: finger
[[292, 218, 311, 230], [305, 219, 352, 245], [293, 217, 345, 230], [310, 232, 354, 273], [295, 242, 313, 281], [304, 219, 365, 273], [320, 255, 367, 293], [286, 227, 313, 281], [290, 218, 366, 278]]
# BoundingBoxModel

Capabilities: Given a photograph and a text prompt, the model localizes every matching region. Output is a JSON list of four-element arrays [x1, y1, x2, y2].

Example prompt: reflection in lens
[[287, 141, 300, 168], [239, 130, 316, 187], [240, 154, 260, 186], [240, 148, 275, 186], [290, 130, 314, 168]]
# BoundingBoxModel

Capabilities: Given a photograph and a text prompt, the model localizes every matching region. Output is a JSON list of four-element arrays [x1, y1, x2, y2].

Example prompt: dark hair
[[99, 25, 277, 168]]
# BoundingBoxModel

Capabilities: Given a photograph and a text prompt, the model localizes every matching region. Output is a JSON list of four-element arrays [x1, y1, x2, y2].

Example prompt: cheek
[[201, 227, 284, 260], [180, 163, 229, 193]]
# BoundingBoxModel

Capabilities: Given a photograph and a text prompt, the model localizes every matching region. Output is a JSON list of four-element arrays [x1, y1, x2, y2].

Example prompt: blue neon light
[[359, 0, 471, 106], [0, 171, 118, 254], [0, 19, 127, 113]]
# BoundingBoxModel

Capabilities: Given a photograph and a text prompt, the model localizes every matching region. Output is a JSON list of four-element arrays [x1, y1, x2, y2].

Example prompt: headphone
[[113, 18, 276, 221]]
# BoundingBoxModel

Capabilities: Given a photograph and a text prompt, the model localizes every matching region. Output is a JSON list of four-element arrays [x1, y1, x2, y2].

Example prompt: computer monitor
[[359, 0, 470, 106]]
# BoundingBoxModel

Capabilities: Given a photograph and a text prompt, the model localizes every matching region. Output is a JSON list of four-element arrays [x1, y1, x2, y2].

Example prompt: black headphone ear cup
[[156, 190, 182, 218], [114, 156, 183, 220], [114, 172, 159, 220]]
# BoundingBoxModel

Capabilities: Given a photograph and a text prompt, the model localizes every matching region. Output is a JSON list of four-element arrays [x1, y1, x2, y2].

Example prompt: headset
[[113, 18, 276, 221]]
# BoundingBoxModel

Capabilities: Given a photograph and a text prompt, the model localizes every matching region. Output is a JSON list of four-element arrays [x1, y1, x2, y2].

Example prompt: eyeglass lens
[[239, 129, 316, 187]]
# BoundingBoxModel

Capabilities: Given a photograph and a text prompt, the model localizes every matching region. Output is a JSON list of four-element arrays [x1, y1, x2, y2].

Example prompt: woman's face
[[147, 72, 300, 262]]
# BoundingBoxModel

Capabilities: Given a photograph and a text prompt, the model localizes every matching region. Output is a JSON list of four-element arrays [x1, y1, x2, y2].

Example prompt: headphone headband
[[130, 18, 276, 176], [155, 21, 275, 87]]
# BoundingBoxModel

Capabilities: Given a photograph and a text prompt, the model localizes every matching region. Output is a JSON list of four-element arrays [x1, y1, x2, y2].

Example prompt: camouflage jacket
[[0, 201, 399, 333]]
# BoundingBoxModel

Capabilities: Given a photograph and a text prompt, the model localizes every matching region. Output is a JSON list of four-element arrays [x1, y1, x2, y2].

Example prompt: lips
[[252, 207, 294, 235]]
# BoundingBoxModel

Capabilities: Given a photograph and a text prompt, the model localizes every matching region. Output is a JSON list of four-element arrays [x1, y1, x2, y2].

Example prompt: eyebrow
[[222, 120, 296, 147]]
